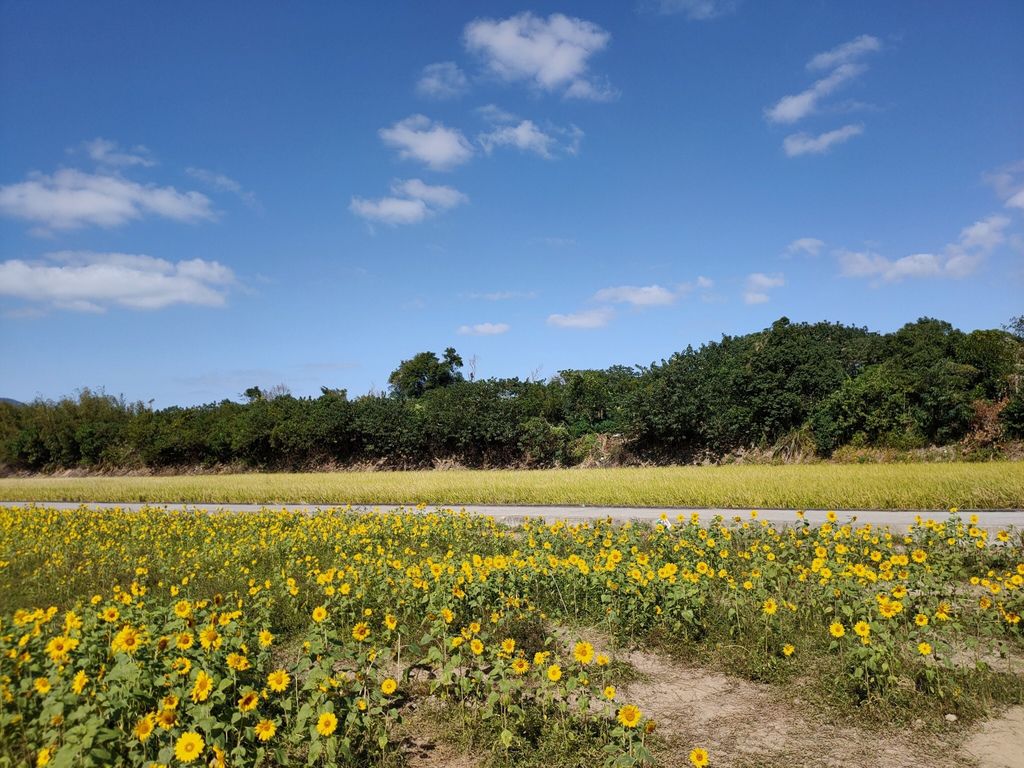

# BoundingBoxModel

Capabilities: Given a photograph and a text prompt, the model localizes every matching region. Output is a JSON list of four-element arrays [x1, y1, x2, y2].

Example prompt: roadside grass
[[1, 462, 1023, 509]]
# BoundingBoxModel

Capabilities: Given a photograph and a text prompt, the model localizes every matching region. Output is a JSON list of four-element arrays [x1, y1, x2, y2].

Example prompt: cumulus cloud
[[783, 124, 864, 156], [807, 34, 882, 71], [83, 138, 156, 168], [467, 290, 538, 300], [479, 120, 556, 157], [744, 272, 785, 304], [349, 178, 467, 226], [0, 251, 234, 312], [592, 284, 677, 306], [186, 167, 260, 209], [416, 62, 469, 99], [547, 307, 614, 329], [379, 115, 474, 171], [984, 160, 1024, 212], [784, 237, 825, 257], [464, 12, 614, 100], [457, 322, 510, 336], [838, 215, 1009, 283], [649, 0, 736, 19], [766, 35, 880, 125], [766, 65, 865, 124], [0, 169, 215, 232]]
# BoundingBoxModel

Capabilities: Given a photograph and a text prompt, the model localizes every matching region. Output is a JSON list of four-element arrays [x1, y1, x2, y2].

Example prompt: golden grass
[[0, 463, 1022, 509]]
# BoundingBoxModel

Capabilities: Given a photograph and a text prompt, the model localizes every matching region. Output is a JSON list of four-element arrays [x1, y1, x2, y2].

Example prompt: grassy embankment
[[1, 462, 1022, 509]]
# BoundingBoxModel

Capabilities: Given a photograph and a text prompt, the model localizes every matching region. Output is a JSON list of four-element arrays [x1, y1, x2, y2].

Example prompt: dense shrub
[[1, 317, 1020, 471]]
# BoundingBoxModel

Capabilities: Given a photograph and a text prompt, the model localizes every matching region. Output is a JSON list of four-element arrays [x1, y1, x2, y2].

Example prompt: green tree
[[387, 348, 464, 399]]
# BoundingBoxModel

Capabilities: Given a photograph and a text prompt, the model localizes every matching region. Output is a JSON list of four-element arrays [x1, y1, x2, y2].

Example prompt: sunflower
[[853, 621, 870, 638], [255, 719, 276, 742], [133, 714, 156, 742], [617, 704, 642, 728], [71, 670, 88, 694], [603, 685, 616, 700], [914, 613, 929, 627], [267, 668, 290, 693], [380, 678, 398, 695], [918, 642, 932, 656], [501, 638, 516, 654], [191, 670, 213, 703], [511, 658, 530, 675], [573, 641, 595, 665], [829, 621, 845, 639], [34, 678, 51, 695], [384, 614, 398, 631], [174, 600, 192, 618], [258, 629, 274, 647], [238, 690, 259, 712], [174, 732, 204, 763], [762, 598, 778, 616], [156, 708, 177, 730], [782, 644, 795, 657], [470, 638, 484, 655], [547, 664, 562, 682], [689, 747, 710, 768], [312, 606, 328, 623], [352, 622, 371, 642], [316, 711, 338, 737]]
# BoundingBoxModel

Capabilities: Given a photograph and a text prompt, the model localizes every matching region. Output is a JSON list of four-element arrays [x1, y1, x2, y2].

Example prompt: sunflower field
[[0, 505, 1021, 768]]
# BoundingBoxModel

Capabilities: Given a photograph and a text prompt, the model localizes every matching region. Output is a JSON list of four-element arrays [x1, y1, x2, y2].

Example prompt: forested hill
[[2, 317, 1022, 472]]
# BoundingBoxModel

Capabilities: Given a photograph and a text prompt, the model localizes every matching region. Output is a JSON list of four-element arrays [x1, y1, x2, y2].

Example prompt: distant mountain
[[0, 398, 24, 406]]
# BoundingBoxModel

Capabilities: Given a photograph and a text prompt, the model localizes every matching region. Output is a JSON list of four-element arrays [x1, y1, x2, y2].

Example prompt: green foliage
[[387, 347, 464, 399], [1, 318, 1020, 472]]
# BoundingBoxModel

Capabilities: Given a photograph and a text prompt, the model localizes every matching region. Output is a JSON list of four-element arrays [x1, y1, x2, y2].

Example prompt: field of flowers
[[0, 504, 1022, 768]]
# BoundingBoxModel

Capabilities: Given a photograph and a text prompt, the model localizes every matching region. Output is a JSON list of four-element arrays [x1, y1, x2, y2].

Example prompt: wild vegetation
[[1, 505, 1021, 767], [1, 463, 1023, 510], [2, 317, 1023, 474]]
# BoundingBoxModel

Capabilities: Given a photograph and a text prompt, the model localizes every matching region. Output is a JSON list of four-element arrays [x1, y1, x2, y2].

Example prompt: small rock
[[913, 719, 923, 728], [945, 713, 958, 723]]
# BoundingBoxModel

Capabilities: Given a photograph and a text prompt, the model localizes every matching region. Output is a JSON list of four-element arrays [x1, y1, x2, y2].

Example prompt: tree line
[[2, 316, 1022, 472]]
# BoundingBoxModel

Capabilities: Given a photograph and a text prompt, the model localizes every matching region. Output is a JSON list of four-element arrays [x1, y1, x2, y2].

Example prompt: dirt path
[[619, 648, 1020, 768]]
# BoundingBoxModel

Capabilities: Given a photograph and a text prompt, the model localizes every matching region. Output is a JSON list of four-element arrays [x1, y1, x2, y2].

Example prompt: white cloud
[[479, 120, 556, 157], [838, 215, 1009, 283], [468, 290, 538, 300], [464, 12, 613, 100], [984, 161, 1024, 212], [766, 36, 880, 125], [186, 167, 259, 209], [563, 77, 620, 102], [84, 138, 156, 168], [0, 169, 215, 231], [650, 0, 736, 19], [783, 124, 864, 156], [592, 284, 677, 306], [349, 196, 429, 226], [784, 237, 825, 257], [416, 62, 469, 99], [695, 275, 714, 289], [807, 35, 882, 71], [547, 307, 614, 329], [766, 65, 865, 124], [744, 272, 785, 304], [0, 251, 234, 312], [350, 178, 467, 226], [379, 115, 474, 171], [458, 322, 510, 336]]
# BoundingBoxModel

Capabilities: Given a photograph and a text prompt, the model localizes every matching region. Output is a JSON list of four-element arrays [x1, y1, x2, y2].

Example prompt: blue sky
[[1, 0, 1022, 406]]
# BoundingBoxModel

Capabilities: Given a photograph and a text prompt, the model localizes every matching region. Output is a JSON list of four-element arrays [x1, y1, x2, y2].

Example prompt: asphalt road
[[2, 501, 1021, 530]]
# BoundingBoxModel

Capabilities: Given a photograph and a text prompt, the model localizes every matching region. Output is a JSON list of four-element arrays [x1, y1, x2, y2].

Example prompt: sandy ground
[[397, 635, 1023, 767]]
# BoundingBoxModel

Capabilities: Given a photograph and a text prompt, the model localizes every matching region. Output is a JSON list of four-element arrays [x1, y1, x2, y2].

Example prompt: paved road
[[2, 501, 1021, 530]]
